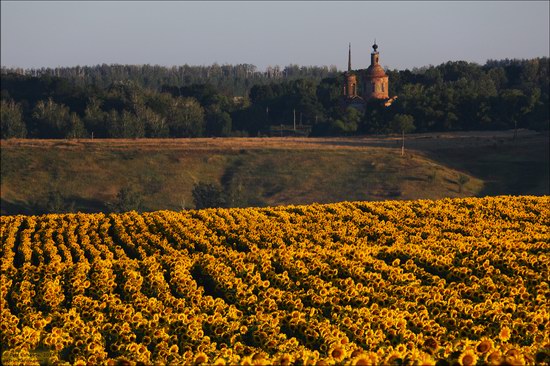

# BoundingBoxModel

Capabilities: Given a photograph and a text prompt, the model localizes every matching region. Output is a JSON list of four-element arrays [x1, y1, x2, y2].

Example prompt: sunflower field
[[1, 196, 549, 365]]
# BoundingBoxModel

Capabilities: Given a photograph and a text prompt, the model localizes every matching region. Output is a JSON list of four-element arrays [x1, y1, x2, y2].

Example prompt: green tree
[[205, 109, 232, 137], [111, 185, 143, 212], [66, 112, 87, 139], [83, 97, 108, 138], [106, 110, 145, 138], [167, 97, 205, 137], [390, 114, 415, 156], [1, 99, 27, 138], [137, 106, 169, 138], [497, 89, 529, 138], [32, 98, 86, 138]]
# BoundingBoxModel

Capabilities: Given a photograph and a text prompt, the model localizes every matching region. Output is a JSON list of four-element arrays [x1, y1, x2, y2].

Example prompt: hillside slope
[[1, 130, 547, 215]]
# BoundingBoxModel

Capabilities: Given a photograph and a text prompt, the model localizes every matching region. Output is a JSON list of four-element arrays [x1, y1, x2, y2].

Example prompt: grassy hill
[[1, 130, 547, 215]]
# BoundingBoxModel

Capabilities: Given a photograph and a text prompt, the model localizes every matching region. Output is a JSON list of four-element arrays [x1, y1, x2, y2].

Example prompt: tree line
[[1, 58, 548, 139]]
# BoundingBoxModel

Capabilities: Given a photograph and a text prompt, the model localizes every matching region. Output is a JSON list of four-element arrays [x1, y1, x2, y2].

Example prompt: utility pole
[[293, 109, 296, 131]]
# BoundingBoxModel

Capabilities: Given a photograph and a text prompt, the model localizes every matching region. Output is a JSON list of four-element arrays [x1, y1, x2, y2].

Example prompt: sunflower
[[416, 352, 436, 366], [524, 322, 537, 333], [458, 349, 478, 366], [275, 353, 294, 366], [328, 343, 346, 362], [385, 349, 404, 365], [475, 338, 493, 354], [240, 355, 254, 366], [395, 344, 407, 354], [486, 350, 502, 366], [423, 337, 439, 353], [193, 352, 208, 365], [351, 351, 378, 366], [499, 326, 511, 343], [212, 357, 226, 365]]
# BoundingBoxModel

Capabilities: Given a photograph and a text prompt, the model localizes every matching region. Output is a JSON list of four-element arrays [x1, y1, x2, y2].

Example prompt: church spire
[[348, 43, 352, 72]]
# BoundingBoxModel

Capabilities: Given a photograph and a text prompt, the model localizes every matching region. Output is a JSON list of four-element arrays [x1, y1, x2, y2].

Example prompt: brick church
[[342, 42, 394, 110]]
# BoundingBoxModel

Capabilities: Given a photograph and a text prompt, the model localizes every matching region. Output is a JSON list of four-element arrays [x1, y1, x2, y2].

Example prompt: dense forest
[[1, 58, 548, 139]]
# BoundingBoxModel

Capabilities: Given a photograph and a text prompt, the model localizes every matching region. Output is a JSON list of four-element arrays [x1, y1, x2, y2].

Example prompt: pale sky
[[1, 1, 549, 71]]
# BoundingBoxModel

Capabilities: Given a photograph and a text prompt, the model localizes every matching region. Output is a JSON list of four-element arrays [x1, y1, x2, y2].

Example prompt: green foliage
[[39, 190, 75, 214], [390, 114, 416, 134], [1, 57, 548, 138], [167, 97, 205, 137], [1, 99, 27, 138], [205, 108, 232, 137], [107, 110, 145, 138], [83, 97, 108, 137], [110, 185, 143, 212], [192, 182, 227, 209], [31, 98, 86, 139]]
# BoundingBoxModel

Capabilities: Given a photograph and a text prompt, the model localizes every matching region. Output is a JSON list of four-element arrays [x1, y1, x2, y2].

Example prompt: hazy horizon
[[1, 1, 549, 72]]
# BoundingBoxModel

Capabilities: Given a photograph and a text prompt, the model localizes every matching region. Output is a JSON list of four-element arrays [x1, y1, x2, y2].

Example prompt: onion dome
[[366, 64, 387, 78]]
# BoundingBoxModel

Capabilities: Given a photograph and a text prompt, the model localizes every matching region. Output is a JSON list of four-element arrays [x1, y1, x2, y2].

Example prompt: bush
[[192, 182, 227, 209], [111, 185, 143, 212]]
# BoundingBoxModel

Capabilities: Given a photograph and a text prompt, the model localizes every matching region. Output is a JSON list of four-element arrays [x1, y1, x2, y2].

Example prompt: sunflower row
[[1, 196, 549, 365]]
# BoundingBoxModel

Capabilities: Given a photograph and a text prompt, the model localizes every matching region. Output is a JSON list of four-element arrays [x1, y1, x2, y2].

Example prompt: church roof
[[365, 64, 387, 78]]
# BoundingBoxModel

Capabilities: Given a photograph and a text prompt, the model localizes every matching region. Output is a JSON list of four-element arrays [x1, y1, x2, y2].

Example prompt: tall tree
[[0, 99, 27, 138], [390, 114, 415, 156]]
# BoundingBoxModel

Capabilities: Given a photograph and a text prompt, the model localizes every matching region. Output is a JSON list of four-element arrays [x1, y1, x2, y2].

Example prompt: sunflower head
[[328, 343, 347, 362], [499, 326, 511, 343], [458, 349, 478, 366], [475, 338, 493, 354], [212, 357, 226, 365], [486, 350, 502, 366], [240, 355, 254, 366], [424, 337, 439, 353], [275, 353, 294, 366], [193, 352, 208, 365], [385, 350, 404, 365], [351, 351, 378, 366]]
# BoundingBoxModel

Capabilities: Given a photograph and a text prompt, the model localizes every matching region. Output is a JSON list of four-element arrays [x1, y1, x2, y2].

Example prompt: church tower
[[343, 43, 358, 98], [364, 41, 389, 100]]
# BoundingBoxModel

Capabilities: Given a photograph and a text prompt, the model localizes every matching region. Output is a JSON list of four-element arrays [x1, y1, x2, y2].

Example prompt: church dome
[[366, 64, 387, 78]]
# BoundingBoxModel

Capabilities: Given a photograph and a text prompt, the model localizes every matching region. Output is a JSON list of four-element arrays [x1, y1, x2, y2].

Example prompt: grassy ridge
[[1, 130, 548, 215]]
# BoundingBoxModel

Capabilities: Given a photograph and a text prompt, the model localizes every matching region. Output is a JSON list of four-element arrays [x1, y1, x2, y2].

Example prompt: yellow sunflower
[[486, 350, 502, 366], [385, 349, 405, 365], [416, 352, 436, 366], [475, 337, 493, 354], [193, 352, 208, 365], [458, 349, 478, 366], [212, 357, 226, 365], [499, 326, 511, 343], [350, 351, 378, 366], [328, 343, 347, 363], [240, 355, 254, 366]]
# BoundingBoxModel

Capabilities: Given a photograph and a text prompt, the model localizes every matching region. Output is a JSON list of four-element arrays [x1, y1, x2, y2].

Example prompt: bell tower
[[343, 43, 358, 98], [364, 41, 389, 100]]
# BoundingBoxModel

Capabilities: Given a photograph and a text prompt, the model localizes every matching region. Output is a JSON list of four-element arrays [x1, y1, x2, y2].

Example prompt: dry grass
[[1, 130, 547, 215]]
